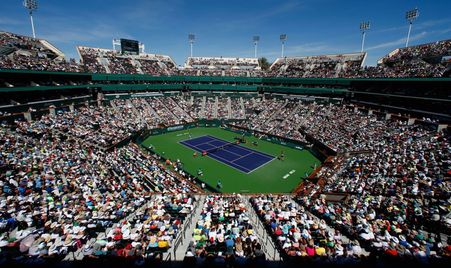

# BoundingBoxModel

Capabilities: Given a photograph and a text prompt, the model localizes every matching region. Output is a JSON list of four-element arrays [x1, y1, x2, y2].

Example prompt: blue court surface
[[180, 135, 274, 173]]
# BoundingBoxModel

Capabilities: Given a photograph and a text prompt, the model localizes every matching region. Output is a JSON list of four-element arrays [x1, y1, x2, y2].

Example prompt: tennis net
[[204, 141, 239, 154]]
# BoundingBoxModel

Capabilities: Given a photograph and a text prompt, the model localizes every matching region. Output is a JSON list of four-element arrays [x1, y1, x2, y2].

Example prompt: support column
[[97, 93, 104, 107], [24, 112, 32, 122], [437, 124, 448, 132]]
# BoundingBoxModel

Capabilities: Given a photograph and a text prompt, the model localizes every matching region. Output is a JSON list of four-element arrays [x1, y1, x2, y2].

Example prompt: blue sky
[[1, 0, 450, 66]]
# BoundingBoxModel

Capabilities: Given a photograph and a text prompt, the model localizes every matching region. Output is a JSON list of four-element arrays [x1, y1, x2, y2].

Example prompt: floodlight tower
[[23, 0, 38, 38], [188, 34, 195, 57], [112, 39, 120, 51], [280, 34, 287, 58], [253, 36, 260, 58], [360, 21, 370, 52], [405, 8, 419, 47]]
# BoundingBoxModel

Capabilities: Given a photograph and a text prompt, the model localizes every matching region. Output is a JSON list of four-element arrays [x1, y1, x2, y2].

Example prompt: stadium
[[0, 0, 450, 267]]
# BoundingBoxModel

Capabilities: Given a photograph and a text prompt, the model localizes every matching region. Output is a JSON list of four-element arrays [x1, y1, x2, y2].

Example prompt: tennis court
[[180, 135, 274, 173], [142, 127, 321, 193]]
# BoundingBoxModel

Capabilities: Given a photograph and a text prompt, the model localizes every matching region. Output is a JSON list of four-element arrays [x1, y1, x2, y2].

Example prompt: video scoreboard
[[120, 39, 139, 55]]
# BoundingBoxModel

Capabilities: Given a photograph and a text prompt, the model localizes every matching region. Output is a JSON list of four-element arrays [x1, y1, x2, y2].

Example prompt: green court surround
[[141, 127, 321, 193]]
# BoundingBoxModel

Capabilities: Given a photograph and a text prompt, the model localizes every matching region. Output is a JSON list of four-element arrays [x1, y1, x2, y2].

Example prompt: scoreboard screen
[[120, 39, 139, 55]]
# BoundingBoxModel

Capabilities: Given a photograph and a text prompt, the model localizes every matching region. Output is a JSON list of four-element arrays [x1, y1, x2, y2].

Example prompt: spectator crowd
[[2, 31, 449, 78], [184, 195, 265, 266], [0, 92, 449, 267]]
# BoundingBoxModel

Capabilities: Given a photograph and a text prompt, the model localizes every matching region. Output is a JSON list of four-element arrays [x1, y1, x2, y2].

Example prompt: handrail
[[164, 251, 172, 262], [171, 196, 200, 260]]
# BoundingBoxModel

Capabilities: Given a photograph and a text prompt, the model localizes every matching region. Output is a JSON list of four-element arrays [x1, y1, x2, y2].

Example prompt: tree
[[258, 57, 271, 70]]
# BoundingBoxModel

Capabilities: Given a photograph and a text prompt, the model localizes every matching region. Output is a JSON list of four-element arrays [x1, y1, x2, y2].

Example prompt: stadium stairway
[[169, 96, 194, 122], [63, 195, 156, 261], [143, 98, 162, 120], [156, 97, 179, 122], [99, 58, 111, 73], [296, 106, 313, 130], [226, 97, 232, 119], [172, 195, 207, 261], [242, 196, 282, 262], [200, 96, 206, 118], [267, 99, 289, 124], [110, 100, 119, 113], [281, 101, 302, 126], [126, 99, 136, 113], [240, 97, 246, 119], [126, 99, 144, 123], [131, 58, 144, 74], [213, 96, 219, 118]]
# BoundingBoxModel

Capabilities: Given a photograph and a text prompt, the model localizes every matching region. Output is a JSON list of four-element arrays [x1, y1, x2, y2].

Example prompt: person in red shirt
[[385, 247, 398, 256]]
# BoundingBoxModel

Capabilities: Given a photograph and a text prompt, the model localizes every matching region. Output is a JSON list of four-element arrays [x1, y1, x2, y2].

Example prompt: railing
[[164, 251, 172, 262], [243, 197, 281, 262], [171, 196, 200, 259]]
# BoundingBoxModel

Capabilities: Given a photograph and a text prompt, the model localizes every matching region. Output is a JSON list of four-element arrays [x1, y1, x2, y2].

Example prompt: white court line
[[205, 135, 275, 160], [180, 135, 274, 174], [180, 140, 214, 153], [203, 135, 276, 172], [205, 138, 261, 160], [248, 157, 277, 173], [196, 137, 244, 158], [180, 139, 218, 151], [210, 149, 275, 174], [178, 135, 215, 145], [206, 151, 253, 173], [202, 140, 242, 157], [203, 141, 265, 167], [181, 135, 235, 154], [182, 141, 273, 174], [220, 147, 245, 158], [180, 140, 253, 173], [230, 151, 254, 163]]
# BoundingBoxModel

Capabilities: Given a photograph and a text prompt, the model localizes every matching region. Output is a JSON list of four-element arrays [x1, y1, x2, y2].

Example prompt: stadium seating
[[185, 57, 260, 70], [185, 195, 265, 265], [182, 57, 261, 77], [1, 31, 449, 77], [0, 29, 450, 267], [77, 46, 177, 75], [0, 93, 450, 267], [379, 40, 451, 77], [270, 53, 366, 78], [0, 31, 81, 72], [250, 195, 367, 260]]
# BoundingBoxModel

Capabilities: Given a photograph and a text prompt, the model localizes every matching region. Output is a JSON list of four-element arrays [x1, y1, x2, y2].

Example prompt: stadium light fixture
[[405, 8, 419, 47], [359, 21, 370, 52], [112, 38, 121, 51], [280, 34, 287, 58], [139, 43, 145, 54], [188, 34, 195, 57], [253, 36, 260, 58], [23, 0, 38, 38]]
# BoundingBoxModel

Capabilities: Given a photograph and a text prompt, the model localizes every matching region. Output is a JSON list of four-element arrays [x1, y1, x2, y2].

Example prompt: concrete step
[[242, 197, 282, 261], [173, 195, 206, 261]]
